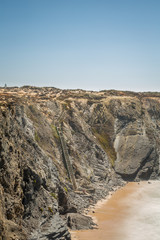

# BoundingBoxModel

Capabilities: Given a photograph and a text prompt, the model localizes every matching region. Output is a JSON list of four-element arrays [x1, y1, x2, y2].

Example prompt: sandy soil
[[70, 182, 146, 240]]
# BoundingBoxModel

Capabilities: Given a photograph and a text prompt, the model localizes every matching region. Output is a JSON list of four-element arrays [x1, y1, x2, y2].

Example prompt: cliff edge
[[0, 87, 159, 239]]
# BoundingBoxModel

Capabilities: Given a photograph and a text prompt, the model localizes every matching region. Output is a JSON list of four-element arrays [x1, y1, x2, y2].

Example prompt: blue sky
[[0, 0, 160, 91]]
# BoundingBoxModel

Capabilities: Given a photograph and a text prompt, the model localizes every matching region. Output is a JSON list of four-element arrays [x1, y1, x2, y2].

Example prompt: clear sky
[[0, 0, 160, 91]]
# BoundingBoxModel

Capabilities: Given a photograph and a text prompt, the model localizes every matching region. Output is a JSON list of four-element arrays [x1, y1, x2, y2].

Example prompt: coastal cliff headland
[[0, 86, 160, 239]]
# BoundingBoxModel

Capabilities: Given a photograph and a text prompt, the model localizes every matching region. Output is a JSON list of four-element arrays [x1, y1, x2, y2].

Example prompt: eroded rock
[[0, 87, 160, 239]]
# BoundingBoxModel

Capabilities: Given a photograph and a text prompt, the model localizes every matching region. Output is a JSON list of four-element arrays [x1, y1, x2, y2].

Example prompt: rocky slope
[[0, 87, 160, 240]]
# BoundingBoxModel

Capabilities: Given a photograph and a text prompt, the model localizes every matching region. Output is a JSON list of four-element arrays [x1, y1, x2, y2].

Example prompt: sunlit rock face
[[0, 87, 160, 239]]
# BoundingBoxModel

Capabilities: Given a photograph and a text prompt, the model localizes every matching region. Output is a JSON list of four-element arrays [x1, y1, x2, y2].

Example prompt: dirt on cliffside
[[0, 87, 160, 240]]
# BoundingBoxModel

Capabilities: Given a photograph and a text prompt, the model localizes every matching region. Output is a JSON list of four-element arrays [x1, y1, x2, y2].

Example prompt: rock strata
[[0, 87, 160, 239]]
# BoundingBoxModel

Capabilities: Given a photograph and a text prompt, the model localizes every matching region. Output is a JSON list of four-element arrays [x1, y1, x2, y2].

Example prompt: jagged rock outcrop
[[0, 87, 160, 239]]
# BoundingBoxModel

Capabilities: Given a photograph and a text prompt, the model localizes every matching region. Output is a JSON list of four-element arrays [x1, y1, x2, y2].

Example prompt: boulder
[[67, 213, 96, 230]]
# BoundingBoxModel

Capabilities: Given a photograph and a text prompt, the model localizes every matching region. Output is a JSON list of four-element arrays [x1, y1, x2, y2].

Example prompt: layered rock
[[0, 87, 160, 239]]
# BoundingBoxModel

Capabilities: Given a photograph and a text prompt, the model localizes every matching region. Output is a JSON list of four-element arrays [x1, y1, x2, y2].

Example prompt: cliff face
[[0, 87, 160, 240]]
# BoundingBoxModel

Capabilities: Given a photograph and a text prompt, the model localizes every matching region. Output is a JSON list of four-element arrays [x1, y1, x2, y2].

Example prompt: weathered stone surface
[[0, 87, 160, 239], [67, 213, 96, 230], [30, 213, 71, 240], [114, 135, 154, 178]]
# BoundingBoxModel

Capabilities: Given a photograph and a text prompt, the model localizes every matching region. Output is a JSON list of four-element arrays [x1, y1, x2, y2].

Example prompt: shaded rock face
[[114, 135, 156, 180], [0, 87, 160, 239], [0, 106, 70, 240], [67, 213, 96, 230], [112, 97, 160, 180]]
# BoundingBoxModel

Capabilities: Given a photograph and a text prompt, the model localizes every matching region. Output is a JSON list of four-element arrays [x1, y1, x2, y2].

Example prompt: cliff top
[[0, 86, 160, 107]]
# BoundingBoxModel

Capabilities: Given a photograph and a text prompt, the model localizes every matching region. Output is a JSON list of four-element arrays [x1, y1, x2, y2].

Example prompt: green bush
[[64, 186, 68, 193], [50, 192, 57, 199], [51, 124, 59, 139], [48, 207, 54, 214], [34, 131, 40, 142]]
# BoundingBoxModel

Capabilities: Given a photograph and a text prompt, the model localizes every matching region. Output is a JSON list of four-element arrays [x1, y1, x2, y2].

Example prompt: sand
[[70, 182, 147, 240]]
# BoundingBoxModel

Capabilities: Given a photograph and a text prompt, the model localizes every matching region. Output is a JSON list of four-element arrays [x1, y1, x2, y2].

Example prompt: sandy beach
[[70, 182, 149, 240]]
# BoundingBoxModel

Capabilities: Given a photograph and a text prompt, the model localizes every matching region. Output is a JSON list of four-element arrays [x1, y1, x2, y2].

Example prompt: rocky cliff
[[0, 87, 160, 240]]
